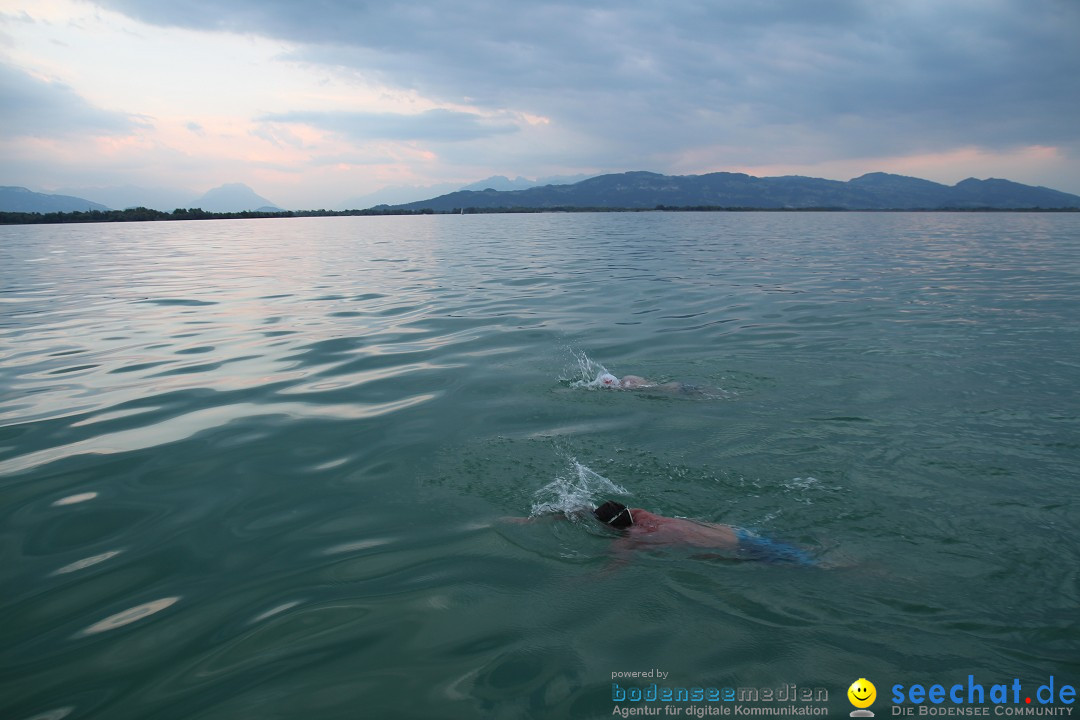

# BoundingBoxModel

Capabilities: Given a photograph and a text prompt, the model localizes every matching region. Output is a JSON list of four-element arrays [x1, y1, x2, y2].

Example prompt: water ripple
[[77, 596, 181, 637], [1, 214, 1079, 719]]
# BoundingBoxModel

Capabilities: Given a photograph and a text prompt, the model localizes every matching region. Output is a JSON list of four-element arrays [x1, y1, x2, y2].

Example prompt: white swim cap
[[598, 373, 620, 387]]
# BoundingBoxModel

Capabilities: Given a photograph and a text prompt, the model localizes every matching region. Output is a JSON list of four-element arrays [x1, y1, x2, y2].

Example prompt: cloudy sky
[[2, 0, 1079, 208]]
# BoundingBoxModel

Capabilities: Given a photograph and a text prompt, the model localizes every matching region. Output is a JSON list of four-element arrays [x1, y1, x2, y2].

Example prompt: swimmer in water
[[593, 500, 814, 565], [596, 372, 688, 392]]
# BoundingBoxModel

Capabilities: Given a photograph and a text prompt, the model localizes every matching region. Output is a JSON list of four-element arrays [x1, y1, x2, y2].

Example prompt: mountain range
[[337, 173, 594, 210], [4, 175, 593, 213], [5, 172, 1079, 215], [390, 171, 1080, 211], [0, 186, 110, 213], [0, 183, 281, 214], [52, 184, 195, 213]]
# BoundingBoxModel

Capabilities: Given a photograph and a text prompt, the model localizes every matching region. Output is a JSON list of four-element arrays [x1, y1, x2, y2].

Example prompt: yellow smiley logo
[[848, 678, 876, 709]]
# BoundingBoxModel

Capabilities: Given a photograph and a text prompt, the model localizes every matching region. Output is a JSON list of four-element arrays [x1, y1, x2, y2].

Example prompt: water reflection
[[51, 550, 123, 576], [77, 596, 180, 636], [51, 492, 98, 506]]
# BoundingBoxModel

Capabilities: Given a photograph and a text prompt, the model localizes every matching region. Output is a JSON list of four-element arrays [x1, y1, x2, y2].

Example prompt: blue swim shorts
[[736, 529, 815, 566]]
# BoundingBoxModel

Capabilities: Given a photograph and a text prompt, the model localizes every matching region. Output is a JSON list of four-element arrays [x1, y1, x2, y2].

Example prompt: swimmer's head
[[594, 500, 633, 529], [597, 373, 620, 388]]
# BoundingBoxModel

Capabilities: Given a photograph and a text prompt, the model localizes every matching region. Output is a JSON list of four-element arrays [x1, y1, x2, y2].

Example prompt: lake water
[[2, 212, 1078, 719]]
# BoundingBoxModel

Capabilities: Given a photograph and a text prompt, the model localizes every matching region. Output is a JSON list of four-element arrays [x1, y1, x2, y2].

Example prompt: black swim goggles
[[606, 506, 633, 526]]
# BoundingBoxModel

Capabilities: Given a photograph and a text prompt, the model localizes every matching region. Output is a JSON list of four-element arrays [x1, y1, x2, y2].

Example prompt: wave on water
[[530, 458, 629, 518], [778, 475, 843, 505]]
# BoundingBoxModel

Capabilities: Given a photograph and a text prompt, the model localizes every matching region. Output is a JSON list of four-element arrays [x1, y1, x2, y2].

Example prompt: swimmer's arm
[[497, 514, 564, 525], [610, 536, 639, 554], [597, 536, 640, 575]]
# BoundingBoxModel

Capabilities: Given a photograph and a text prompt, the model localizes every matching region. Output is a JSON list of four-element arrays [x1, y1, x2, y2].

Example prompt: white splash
[[780, 476, 842, 504], [530, 458, 629, 517], [783, 476, 821, 491], [564, 351, 612, 388]]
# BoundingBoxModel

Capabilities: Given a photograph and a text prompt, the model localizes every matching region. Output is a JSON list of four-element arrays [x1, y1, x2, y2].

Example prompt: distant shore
[[2, 205, 1077, 225]]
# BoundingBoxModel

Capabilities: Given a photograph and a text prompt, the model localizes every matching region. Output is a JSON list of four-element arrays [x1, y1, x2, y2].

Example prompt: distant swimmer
[[593, 500, 814, 565], [596, 372, 693, 393]]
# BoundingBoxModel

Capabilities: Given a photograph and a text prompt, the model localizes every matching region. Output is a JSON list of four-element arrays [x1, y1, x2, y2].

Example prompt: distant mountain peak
[[192, 183, 280, 212], [458, 174, 589, 193], [851, 171, 903, 182]]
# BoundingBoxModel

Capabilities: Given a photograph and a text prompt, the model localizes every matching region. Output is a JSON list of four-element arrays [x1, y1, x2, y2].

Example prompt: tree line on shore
[[2, 205, 1076, 225], [0, 206, 437, 225]]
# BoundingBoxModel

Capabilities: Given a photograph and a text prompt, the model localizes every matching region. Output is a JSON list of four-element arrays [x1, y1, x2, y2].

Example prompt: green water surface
[[1, 212, 1078, 719]]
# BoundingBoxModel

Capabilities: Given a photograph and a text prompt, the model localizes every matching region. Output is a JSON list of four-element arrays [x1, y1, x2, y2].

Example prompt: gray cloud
[[0, 62, 144, 138], [249, 121, 305, 149], [92, 1, 1080, 169], [258, 108, 519, 143]]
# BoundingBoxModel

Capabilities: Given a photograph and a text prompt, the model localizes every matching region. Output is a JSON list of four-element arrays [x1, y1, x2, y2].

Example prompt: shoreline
[[2, 205, 1078, 226]]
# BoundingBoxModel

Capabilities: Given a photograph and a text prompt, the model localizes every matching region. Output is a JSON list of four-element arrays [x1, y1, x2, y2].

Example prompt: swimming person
[[596, 372, 689, 392], [593, 500, 814, 565]]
